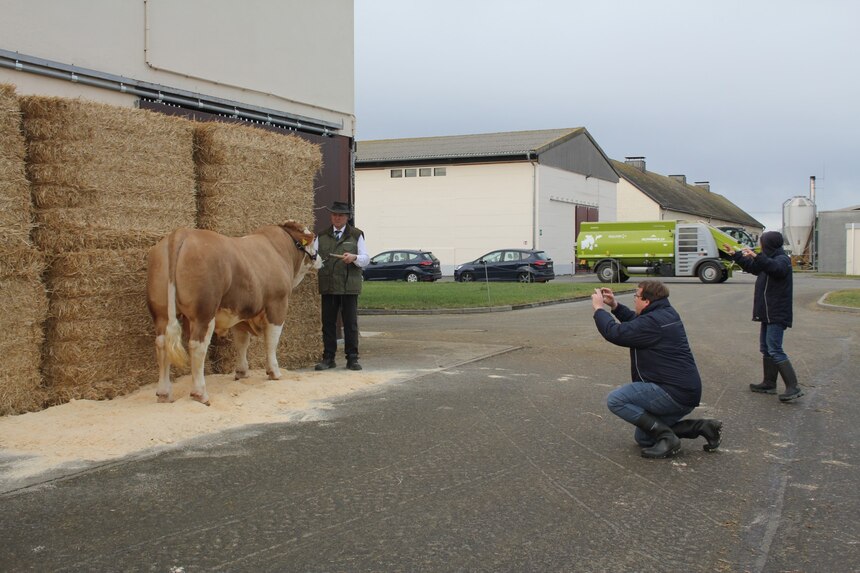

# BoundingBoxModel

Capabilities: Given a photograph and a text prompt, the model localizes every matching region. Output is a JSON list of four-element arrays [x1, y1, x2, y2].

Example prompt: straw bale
[[0, 274, 49, 416], [0, 83, 33, 246], [41, 248, 156, 403], [194, 121, 322, 371], [194, 122, 321, 236], [19, 95, 197, 253]]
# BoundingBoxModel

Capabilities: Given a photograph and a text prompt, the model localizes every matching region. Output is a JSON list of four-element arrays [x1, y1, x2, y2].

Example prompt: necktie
[[336, 230, 342, 240]]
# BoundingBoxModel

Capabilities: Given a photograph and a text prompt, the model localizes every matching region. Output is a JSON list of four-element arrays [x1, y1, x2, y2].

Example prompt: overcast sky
[[355, 0, 859, 231]]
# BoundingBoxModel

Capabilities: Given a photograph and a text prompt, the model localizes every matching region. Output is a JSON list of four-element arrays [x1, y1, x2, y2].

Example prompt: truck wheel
[[619, 272, 631, 283], [697, 261, 723, 284], [719, 270, 729, 283], [595, 261, 620, 283]]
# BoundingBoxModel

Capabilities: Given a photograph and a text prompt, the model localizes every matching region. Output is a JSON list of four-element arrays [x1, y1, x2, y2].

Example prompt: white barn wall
[[537, 164, 616, 274], [1, 0, 354, 134], [616, 178, 660, 220], [356, 163, 535, 275]]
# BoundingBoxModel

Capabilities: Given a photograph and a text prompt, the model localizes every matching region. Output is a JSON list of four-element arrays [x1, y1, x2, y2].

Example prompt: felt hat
[[326, 201, 353, 214]]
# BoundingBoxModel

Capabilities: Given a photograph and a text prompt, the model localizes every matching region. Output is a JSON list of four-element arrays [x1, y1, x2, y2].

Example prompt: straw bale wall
[[20, 96, 197, 404], [0, 84, 49, 415], [195, 122, 323, 372], [0, 90, 323, 415]]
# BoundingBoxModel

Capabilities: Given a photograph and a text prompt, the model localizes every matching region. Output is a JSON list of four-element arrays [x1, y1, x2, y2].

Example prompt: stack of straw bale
[[195, 122, 323, 372], [20, 96, 196, 403], [0, 84, 49, 415]]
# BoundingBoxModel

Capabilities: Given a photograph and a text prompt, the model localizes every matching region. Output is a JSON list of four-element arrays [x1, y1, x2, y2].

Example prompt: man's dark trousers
[[321, 293, 359, 359]]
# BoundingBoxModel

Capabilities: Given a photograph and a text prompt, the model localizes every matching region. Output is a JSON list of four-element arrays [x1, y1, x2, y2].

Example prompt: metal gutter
[[0, 49, 342, 136]]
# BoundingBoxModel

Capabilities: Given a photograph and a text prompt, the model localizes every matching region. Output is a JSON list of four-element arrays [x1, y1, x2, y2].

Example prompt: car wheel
[[405, 272, 419, 283], [518, 272, 533, 283], [697, 261, 723, 284], [460, 271, 474, 282], [595, 261, 620, 283]]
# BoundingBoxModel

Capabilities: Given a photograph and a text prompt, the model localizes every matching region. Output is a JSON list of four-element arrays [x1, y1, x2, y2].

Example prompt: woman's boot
[[776, 360, 804, 402], [671, 419, 722, 451], [750, 356, 778, 394], [634, 413, 681, 459]]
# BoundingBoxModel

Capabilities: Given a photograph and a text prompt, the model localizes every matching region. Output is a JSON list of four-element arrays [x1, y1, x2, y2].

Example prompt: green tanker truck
[[575, 220, 755, 284]]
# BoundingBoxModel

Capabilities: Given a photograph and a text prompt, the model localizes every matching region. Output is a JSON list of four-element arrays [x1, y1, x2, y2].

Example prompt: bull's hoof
[[156, 393, 173, 403], [190, 393, 211, 406], [234, 370, 248, 380], [266, 370, 281, 380]]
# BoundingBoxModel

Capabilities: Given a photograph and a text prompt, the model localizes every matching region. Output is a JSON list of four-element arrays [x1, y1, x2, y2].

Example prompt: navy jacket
[[593, 297, 702, 407], [730, 237, 793, 328]]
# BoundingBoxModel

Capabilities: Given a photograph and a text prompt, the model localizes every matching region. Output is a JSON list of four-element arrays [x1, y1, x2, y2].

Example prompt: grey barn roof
[[356, 128, 586, 163], [612, 160, 763, 228]]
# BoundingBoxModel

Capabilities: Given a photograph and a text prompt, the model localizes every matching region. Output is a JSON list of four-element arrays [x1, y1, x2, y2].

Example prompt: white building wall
[[1, 0, 355, 134], [356, 163, 535, 275], [537, 164, 616, 274], [848, 224, 860, 275], [616, 178, 660, 221]]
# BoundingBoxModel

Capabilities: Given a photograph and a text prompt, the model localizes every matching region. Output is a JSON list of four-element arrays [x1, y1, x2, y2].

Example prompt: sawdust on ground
[[0, 369, 405, 480]]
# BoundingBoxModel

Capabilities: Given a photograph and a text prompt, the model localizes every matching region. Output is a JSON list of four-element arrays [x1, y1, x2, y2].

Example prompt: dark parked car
[[454, 249, 554, 283], [363, 250, 442, 282]]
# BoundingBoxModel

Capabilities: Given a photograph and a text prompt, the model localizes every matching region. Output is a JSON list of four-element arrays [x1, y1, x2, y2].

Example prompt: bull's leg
[[188, 318, 215, 406], [233, 327, 251, 380], [263, 322, 284, 380], [155, 333, 174, 403]]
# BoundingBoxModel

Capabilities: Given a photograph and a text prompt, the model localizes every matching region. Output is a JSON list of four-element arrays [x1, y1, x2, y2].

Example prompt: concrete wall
[[847, 224, 860, 275], [818, 210, 860, 273], [1, 0, 354, 135]]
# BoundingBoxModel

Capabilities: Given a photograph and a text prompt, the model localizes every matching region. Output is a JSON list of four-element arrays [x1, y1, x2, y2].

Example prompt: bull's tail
[[165, 230, 189, 368]]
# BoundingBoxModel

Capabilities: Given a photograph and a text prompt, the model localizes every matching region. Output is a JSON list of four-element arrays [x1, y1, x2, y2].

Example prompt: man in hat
[[313, 201, 369, 371]]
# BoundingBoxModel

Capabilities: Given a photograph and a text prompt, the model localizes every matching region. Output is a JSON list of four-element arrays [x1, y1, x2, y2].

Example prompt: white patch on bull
[[214, 308, 243, 336]]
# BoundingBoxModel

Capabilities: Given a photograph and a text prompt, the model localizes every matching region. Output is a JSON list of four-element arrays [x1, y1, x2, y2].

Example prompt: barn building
[[613, 157, 764, 236], [817, 205, 860, 274], [355, 128, 618, 275], [0, 0, 355, 227]]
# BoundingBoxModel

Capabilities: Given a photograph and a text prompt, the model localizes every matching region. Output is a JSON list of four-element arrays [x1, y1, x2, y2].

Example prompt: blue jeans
[[759, 323, 788, 363], [607, 382, 695, 446]]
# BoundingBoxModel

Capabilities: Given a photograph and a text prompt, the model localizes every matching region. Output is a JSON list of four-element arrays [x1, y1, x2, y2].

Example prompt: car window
[[426, 252, 439, 262], [372, 253, 392, 263], [503, 251, 520, 261], [532, 251, 549, 261], [392, 252, 406, 262], [482, 251, 502, 263], [407, 252, 421, 261]]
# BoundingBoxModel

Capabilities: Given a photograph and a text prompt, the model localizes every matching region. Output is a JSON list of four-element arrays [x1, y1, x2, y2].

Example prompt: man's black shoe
[[314, 359, 336, 371], [346, 359, 362, 371]]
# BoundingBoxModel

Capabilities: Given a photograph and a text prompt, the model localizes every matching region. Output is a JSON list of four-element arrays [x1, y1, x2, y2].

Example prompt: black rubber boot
[[314, 357, 336, 371], [750, 356, 778, 394], [346, 356, 362, 371], [671, 419, 723, 452], [634, 413, 681, 459], [776, 359, 804, 402]]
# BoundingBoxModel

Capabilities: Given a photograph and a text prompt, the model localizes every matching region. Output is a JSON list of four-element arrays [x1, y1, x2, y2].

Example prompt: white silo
[[782, 196, 816, 256]]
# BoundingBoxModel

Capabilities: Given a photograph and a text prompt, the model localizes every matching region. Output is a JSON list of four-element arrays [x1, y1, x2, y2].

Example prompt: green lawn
[[358, 281, 633, 310], [824, 289, 860, 308]]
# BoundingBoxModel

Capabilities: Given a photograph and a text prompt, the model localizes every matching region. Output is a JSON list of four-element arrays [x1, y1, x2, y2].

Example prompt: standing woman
[[725, 231, 804, 402]]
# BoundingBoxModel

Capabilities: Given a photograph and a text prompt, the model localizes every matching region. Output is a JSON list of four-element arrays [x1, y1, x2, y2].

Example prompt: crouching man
[[591, 280, 721, 458]]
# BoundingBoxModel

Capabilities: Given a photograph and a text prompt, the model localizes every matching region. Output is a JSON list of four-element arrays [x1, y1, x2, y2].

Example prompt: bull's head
[[281, 220, 322, 269]]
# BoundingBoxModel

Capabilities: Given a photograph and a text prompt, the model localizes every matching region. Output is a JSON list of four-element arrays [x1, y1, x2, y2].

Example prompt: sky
[[354, 0, 859, 232]]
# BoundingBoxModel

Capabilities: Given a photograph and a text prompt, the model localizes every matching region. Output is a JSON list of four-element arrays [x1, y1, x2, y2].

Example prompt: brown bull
[[146, 220, 321, 405]]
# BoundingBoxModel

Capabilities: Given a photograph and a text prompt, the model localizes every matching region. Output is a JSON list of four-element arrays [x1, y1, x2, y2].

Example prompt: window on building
[[419, 168, 432, 177], [390, 169, 402, 178], [434, 167, 446, 176], [405, 168, 417, 177]]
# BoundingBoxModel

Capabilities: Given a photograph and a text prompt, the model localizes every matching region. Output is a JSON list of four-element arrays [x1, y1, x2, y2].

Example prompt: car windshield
[[532, 251, 549, 261]]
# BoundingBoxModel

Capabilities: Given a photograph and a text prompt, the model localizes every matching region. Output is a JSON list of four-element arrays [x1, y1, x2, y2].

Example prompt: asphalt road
[[1, 274, 858, 572]]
